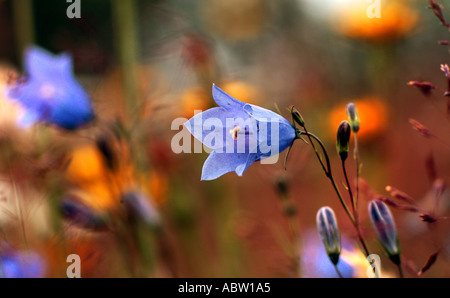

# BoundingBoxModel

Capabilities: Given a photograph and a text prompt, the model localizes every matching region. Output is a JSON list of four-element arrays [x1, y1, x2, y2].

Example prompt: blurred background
[[0, 0, 449, 277]]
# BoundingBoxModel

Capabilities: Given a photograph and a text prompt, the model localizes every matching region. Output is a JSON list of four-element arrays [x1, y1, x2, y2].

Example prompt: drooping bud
[[122, 192, 161, 227], [316, 206, 341, 265], [368, 200, 400, 263], [61, 197, 109, 231], [346, 103, 360, 133], [290, 106, 305, 127], [336, 121, 351, 161]]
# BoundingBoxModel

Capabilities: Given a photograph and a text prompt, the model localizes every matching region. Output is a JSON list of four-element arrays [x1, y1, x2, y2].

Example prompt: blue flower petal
[[201, 151, 258, 180], [212, 84, 245, 111], [25, 46, 72, 79], [185, 107, 258, 151], [243, 104, 296, 157]]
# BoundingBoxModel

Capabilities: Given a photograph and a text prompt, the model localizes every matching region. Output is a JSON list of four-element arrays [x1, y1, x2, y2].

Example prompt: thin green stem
[[354, 134, 360, 212], [397, 263, 404, 278], [297, 130, 355, 225], [298, 129, 371, 261], [342, 160, 355, 215], [342, 159, 370, 258], [12, 0, 35, 60], [333, 264, 343, 278], [112, 0, 140, 120]]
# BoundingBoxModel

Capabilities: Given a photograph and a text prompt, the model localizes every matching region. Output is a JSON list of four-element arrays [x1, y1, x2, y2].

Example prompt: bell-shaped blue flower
[[185, 84, 296, 180], [6, 46, 94, 130], [0, 250, 46, 278]]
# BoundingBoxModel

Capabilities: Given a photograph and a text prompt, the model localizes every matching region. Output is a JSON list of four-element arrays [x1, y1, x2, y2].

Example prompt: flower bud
[[61, 197, 109, 231], [290, 106, 305, 127], [336, 121, 351, 161], [346, 102, 360, 133], [316, 206, 341, 265], [122, 192, 161, 227], [368, 200, 400, 262]]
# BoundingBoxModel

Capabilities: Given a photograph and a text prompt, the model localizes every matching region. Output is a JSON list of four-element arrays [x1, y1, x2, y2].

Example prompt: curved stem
[[298, 130, 371, 258], [334, 264, 343, 278], [397, 263, 404, 278], [297, 130, 355, 224]]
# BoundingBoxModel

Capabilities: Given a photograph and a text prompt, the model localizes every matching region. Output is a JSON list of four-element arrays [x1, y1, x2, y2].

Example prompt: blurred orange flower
[[65, 141, 135, 212], [336, 1, 418, 42], [180, 81, 260, 119], [221, 80, 259, 105], [180, 86, 211, 119], [146, 171, 169, 206], [328, 97, 389, 141], [201, 0, 268, 41]]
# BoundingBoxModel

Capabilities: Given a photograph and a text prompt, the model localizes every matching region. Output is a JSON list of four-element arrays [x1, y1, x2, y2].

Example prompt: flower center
[[230, 126, 241, 140], [40, 84, 56, 99]]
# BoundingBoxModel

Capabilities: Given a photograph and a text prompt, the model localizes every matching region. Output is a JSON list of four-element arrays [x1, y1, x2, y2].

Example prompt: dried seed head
[[377, 196, 420, 213], [316, 206, 341, 265], [441, 64, 450, 78], [368, 200, 400, 259], [409, 119, 432, 138], [336, 121, 351, 161], [419, 213, 437, 223], [407, 81, 437, 96], [385, 185, 416, 205], [346, 102, 360, 133]]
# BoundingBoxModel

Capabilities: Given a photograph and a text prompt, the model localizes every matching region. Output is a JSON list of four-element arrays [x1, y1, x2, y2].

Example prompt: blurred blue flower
[[0, 251, 46, 278], [185, 84, 296, 180], [301, 231, 354, 278], [6, 46, 94, 130]]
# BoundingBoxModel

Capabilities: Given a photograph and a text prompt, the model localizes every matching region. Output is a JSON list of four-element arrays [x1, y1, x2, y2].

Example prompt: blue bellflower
[[0, 250, 46, 278], [185, 84, 296, 180], [6, 46, 94, 130]]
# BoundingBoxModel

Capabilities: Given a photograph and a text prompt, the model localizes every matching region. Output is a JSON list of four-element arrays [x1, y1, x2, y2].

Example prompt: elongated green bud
[[346, 103, 360, 133], [316, 206, 341, 265], [368, 200, 400, 264], [336, 121, 351, 161]]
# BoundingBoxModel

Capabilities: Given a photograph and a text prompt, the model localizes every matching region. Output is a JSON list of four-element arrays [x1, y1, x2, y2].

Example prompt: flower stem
[[297, 130, 355, 224], [397, 263, 404, 278], [12, 0, 35, 60], [341, 160, 370, 258], [112, 0, 140, 120], [354, 133, 360, 212], [334, 264, 343, 278], [297, 129, 372, 262]]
